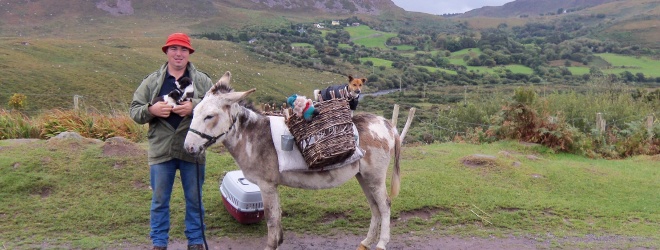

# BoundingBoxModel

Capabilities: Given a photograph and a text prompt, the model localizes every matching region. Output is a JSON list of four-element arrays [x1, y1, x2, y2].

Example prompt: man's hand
[[172, 101, 193, 117], [148, 101, 173, 118]]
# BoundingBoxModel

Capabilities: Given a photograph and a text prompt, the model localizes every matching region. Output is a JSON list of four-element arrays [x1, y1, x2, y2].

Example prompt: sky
[[391, 0, 516, 15]]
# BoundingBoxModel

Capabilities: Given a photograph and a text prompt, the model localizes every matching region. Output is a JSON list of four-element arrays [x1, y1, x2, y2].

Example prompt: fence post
[[596, 113, 606, 133], [73, 95, 82, 110], [391, 104, 400, 127], [647, 115, 654, 140], [463, 85, 467, 107]]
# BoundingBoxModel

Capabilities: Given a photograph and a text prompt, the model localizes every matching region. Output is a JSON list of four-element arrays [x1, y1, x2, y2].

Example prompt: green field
[[597, 53, 660, 78], [566, 54, 660, 77], [419, 65, 458, 75], [452, 48, 483, 57], [567, 66, 591, 75], [291, 42, 314, 48], [392, 45, 415, 51], [359, 57, 393, 68], [1, 139, 658, 249], [501, 64, 535, 74], [344, 25, 397, 49]]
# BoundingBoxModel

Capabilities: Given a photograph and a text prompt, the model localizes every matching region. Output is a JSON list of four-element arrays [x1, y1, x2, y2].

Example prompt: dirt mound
[[461, 154, 499, 168], [102, 137, 146, 157]]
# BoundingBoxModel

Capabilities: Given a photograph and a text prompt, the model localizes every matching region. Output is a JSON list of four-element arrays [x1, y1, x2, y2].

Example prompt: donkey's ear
[[217, 71, 232, 88], [209, 71, 233, 95], [224, 88, 256, 102]]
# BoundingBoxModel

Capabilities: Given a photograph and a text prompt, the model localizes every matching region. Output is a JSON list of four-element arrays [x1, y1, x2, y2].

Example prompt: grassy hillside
[[460, 0, 618, 18], [0, 138, 658, 248], [345, 25, 397, 48], [0, 37, 344, 113], [586, 0, 660, 48]]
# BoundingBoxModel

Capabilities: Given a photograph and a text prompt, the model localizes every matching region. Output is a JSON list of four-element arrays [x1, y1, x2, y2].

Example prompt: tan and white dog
[[313, 75, 366, 110]]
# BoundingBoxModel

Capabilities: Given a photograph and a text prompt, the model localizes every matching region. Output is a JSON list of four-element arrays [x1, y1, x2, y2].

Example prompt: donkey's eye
[[204, 115, 213, 121]]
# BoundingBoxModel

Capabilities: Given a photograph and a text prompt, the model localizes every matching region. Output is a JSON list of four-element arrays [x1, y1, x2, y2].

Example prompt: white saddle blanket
[[268, 116, 364, 172]]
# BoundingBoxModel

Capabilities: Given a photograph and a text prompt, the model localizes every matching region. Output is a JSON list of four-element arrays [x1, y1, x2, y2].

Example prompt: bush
[[40, 109, 147, 142], [0, 109, 41, 139], [591, 120, 660, 158], [0, 109, 147, 142]]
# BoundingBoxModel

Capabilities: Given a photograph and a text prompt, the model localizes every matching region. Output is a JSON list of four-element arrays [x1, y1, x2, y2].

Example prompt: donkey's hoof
[[356, 243, 369, 250]]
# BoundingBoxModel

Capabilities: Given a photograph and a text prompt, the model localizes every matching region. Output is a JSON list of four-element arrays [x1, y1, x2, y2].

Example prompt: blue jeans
[[150, 158, 205, 247]]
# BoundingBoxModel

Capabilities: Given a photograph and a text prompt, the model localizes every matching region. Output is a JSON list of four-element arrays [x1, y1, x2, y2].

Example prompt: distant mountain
[[221, 0, 403, 14], [459, 0, 618, 18], [0, 0, 405, 36], [0, 0, 403, 21]]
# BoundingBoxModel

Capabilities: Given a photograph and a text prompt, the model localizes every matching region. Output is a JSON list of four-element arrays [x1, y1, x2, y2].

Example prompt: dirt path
[[117, 231, 642, 250], [116, 229, 660, 250]]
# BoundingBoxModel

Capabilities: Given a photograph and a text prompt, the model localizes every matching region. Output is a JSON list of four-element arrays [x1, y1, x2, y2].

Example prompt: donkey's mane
[[238, 99, 259, 114], [208, 84, 260, 114], [211, 84, 232, 94]]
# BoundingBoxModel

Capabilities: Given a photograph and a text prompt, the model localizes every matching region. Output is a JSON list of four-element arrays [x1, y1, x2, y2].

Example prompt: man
[[130, 33, 214, 250]]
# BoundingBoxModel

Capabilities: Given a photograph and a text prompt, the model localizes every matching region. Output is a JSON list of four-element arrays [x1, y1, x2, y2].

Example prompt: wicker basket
[[285, 98, 355, 169]]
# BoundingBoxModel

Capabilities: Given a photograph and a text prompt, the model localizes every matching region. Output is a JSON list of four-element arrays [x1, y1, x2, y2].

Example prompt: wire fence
[[394, 104, 658, 143], [0, 92, 131, 116]]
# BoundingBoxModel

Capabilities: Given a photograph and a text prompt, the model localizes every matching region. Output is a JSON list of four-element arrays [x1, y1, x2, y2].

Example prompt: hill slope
[[459, 0, 618, 18], [220, 0, 403, 14], [0, 37, 344, 113], [0, 0, 404, 37]]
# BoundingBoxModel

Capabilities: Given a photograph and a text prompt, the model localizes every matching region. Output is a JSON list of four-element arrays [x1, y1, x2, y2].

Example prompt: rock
[[52, 131, 83, 140]]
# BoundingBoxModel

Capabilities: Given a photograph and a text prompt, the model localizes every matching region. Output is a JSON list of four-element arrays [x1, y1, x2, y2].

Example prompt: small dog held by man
[[313, 75, 366, 111], [151, 77, 194, 107]]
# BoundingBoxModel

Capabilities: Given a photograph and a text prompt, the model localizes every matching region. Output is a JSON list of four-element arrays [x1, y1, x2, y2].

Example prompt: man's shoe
[[187, 244, 204, 250], [152, 246, 167, 250]]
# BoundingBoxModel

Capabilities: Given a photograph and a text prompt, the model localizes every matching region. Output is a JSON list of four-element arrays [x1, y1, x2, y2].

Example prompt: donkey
[[184, 71, 413, 250]]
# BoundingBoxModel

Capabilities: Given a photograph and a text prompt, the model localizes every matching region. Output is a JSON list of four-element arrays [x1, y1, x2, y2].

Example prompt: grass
[[291, 43, 314, 48], [344, 25, 397, 49], [451, 48, 483, 58], [392, 45, 415, 51], [0, 138, 658, 248], [503, 65, 535, 74], [0, 37, 344, 114], [359, 57, 393, 68], [597, 53, 660, 78], [418, 65, 458, 75], [567, 66, 591, 75]]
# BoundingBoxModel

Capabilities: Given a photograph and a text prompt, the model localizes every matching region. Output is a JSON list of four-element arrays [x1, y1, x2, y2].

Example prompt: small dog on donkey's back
[[151, 77, 194, 107], [313, 75, 366, 111]]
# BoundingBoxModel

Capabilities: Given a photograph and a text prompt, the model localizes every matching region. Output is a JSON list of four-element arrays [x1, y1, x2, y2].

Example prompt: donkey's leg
[[373, 187, 391, 250], [355, 173, 381, 250], [260, 184, 283, 250]]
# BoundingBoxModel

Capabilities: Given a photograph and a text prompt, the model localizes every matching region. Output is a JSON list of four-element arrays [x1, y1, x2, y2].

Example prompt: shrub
[[486, 88, 588, 154], [591, 119, 660, 158], [0, 109, 41, 139], [38, 109, 147, 142], [7, 94, 28, 110]]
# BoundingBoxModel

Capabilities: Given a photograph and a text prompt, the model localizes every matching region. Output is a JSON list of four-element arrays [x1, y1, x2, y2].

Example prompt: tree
[[620, 71, 635, 82], [589, 66, 603, 77], [321, 56, 335, 65]]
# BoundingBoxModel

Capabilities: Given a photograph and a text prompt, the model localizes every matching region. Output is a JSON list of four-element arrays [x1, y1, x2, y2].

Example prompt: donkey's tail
[[399, 108, 415, 143], [390, 107, 416, 198]]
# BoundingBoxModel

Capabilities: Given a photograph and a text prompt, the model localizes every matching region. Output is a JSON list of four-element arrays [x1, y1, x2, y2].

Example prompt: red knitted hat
[[161, 33, 195, 54]]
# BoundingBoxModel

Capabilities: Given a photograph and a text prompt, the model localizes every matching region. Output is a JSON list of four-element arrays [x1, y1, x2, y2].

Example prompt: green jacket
[[130, 62, 214, 165]]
